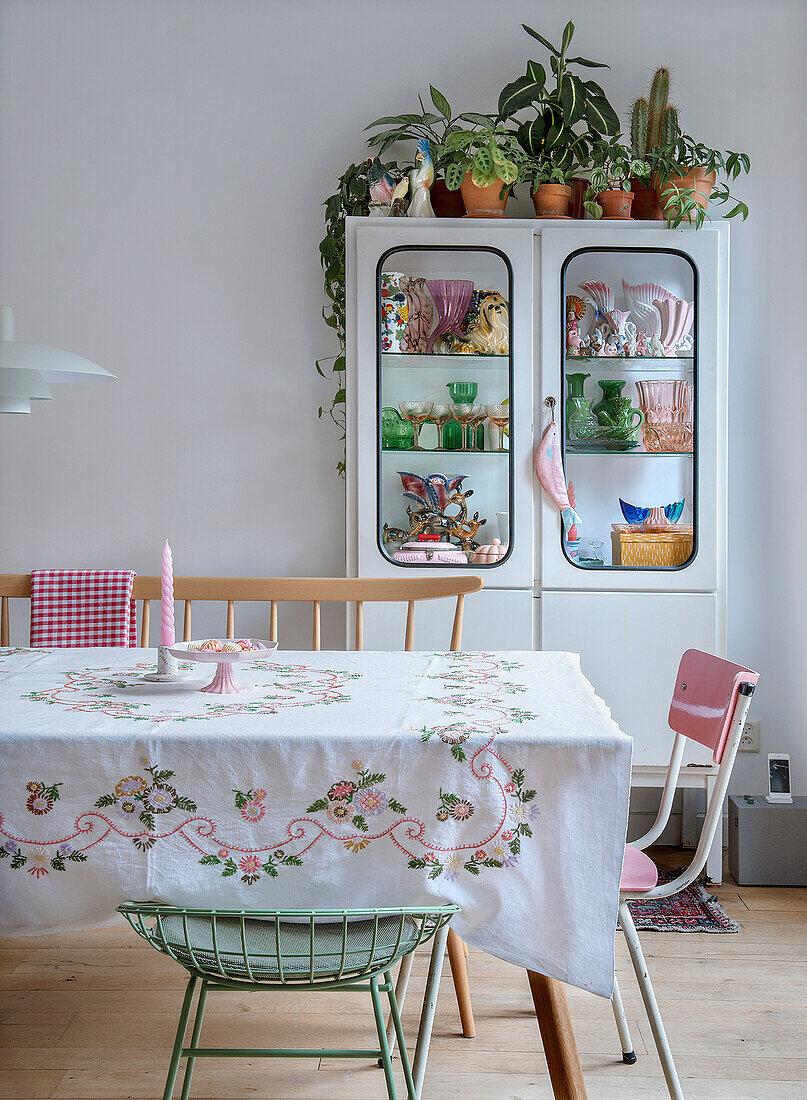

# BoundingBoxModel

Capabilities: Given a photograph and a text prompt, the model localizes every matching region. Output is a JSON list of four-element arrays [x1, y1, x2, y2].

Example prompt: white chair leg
[[619, 901, 684, 1099], [411, 921, 450, 1100], [385, 951, 415, 1056], [611, 970, 637, 1064]]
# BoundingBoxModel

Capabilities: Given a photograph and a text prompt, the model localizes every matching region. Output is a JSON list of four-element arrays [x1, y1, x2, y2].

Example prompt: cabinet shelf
[[566, 448, 693, 457], [382, 352, 508, 371], [382, 448, 509, 457], [566, 355, 693, 364]]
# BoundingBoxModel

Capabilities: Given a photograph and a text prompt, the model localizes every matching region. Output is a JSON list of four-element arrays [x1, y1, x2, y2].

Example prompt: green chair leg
[[163, 975, 198, 1100], [385, 970, 416, 1100], [370, 975, 398, 1100], [180, 981, 209, 1100]]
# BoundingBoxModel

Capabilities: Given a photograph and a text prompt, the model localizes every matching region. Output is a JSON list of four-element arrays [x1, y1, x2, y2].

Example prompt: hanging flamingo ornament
[[534, 400, 581, 536]]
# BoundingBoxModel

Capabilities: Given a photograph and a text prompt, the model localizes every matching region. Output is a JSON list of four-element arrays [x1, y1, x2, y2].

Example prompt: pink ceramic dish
[[391, 541, 469, 564], [168, 639, 279, 694]]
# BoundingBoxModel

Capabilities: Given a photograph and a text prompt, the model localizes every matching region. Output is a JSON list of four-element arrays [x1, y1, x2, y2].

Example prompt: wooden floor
[[1, 848, 805, 1100]]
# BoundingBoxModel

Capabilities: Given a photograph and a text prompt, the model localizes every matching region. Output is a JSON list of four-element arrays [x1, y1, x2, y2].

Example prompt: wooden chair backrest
[[0, 575, 485, 651]]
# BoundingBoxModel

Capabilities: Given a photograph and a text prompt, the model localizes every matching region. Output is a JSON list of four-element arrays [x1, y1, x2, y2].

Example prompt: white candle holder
[[143, 645, 190, 683]]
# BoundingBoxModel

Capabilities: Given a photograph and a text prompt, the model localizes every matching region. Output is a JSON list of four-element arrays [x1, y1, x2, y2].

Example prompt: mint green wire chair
[[118, 902, 458, 1100]]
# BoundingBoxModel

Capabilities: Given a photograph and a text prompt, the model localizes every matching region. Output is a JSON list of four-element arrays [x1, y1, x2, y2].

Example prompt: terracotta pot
[[460, 172, 509, 218], [568, 177, 588, 219], [652, 166, 716, 221], [531, 183, 571, 218], [596, 189, 634, 219], [431, 178, 466, 218], [631, 177, 663, 220]]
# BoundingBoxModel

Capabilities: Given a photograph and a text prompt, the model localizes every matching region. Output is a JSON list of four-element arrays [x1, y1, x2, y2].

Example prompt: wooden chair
[[0, 573, 481, 1040], [1, 575, 482, 653]]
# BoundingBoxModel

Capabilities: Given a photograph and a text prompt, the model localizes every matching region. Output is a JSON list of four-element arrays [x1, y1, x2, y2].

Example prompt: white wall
[[1, 0, 805, 789]]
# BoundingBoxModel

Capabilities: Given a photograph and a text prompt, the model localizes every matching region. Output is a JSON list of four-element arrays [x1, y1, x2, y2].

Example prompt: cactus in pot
[[630, 98, 648, 160], [646, 67, 670, 151]]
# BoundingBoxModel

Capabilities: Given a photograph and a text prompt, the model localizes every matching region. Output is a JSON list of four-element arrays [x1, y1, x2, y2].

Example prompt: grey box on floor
[[728, 795, 807, 885]]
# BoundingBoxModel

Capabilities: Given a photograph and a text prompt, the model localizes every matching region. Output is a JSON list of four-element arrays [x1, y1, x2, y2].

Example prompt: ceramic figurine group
[[368, 139, 436, 218], [566, 279, 695, 359]]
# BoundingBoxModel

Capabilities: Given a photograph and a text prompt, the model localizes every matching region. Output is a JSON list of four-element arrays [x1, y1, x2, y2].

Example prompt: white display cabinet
[[345, 217, 729, 881]]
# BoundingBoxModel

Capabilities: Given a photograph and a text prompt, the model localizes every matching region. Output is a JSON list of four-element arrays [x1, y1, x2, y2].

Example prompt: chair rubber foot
[[622, 1050, 637, 1065]]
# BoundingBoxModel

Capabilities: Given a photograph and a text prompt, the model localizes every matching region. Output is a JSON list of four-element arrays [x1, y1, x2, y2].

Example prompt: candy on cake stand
[[168, 639, 279, 694]]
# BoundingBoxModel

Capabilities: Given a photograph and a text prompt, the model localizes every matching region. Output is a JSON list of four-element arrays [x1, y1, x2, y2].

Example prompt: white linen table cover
[[0, 647, 631, 996]]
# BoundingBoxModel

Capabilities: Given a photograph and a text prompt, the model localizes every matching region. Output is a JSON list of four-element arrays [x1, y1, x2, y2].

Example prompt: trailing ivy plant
[[498, 20, 620, 171], [650, 127, 750, 228], [317, 159, 385, 477]]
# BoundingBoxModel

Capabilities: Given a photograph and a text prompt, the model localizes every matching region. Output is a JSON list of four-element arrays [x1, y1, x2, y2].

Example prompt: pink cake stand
[[168, 640, 279, 694]]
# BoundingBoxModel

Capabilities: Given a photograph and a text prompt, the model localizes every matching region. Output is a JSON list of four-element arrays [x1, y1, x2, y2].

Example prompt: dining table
[[0, 644, 632, 1099]]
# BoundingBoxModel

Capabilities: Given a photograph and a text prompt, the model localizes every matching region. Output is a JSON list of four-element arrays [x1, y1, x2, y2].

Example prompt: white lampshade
[[0, 306, 116, 412], [0, 368, 52, 414]]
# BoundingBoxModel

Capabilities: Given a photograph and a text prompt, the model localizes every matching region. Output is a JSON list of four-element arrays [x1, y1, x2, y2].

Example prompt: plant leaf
[[522, 24, 559, 55], [497, 61, 545, 118], [444, 161, 466, 190], [585, 95, 620, 136], [430, 84, 452, 120], [560, 73, 584, 125], [560, 20, 575, 54], [567, 56, 610, 69]]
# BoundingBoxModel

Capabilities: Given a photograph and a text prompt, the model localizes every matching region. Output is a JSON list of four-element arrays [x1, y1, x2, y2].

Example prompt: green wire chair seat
[[148, 911, 424, 980], [117, 902, 459, 1099]]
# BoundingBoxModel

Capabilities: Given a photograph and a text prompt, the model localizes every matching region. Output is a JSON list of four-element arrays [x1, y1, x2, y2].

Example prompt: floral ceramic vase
[[592, 379, 627, 423], [565, 373, 600, 443]]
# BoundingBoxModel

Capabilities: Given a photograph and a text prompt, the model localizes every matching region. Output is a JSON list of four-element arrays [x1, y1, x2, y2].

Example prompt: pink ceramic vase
[[655, 298, 695, 356]]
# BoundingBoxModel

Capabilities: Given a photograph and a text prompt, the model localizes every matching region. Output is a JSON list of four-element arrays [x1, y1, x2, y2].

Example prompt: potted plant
[[583, 136, 650, 219], [441, 123, 527, 217], [365, 86, 488, 216], [651, 123, 750, 228], [630, 67, 750, 226], [497, 20, 620, 208], [526, 155, 575, 217]]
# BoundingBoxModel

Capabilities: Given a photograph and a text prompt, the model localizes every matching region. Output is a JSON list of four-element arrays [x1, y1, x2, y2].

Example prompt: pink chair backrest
[[668, 649, 760, 764]]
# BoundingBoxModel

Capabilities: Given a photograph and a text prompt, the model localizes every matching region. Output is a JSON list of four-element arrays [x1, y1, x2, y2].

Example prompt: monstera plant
[[497, 21, 620, 171]]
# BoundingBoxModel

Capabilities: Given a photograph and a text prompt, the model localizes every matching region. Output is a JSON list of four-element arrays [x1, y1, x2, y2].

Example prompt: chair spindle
[[140, 599, 150, 647], [183, 600, 192, 642], [312, 601, 321, 650], [1, 596, 8, 646], [226, 600, 235, 639], [404, 601, 415, 652], [269, 600, 278, 643], [355, 601, 364, 651]]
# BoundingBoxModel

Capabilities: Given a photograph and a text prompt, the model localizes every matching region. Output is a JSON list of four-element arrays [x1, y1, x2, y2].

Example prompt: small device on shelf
[[766, 753, 793, 804]]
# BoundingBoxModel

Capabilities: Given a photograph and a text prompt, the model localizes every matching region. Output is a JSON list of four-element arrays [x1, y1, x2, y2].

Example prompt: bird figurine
[[368, 157, 399, 209], [407, 138, 435, 218], [389, 177, 410, 218]]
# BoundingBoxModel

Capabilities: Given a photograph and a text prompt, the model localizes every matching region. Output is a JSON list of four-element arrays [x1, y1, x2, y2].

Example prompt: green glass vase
[[565, 372, 600, 442], [592, 379, 627, 424]]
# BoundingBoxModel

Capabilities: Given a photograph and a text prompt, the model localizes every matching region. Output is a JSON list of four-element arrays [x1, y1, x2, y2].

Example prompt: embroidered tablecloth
[[0, 647, 631, 996]]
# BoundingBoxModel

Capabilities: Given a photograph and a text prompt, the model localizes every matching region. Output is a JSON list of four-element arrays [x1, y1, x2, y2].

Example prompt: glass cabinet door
[[562, 248, 696, 570], [377, 246, 513, 568]]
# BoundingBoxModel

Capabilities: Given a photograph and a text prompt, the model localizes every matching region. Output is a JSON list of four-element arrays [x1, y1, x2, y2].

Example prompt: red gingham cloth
[[30, 570, 137, 648]]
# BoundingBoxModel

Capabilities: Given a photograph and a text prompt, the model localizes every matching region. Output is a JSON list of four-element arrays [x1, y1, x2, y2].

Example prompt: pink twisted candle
[[161, 541, 175, 646]]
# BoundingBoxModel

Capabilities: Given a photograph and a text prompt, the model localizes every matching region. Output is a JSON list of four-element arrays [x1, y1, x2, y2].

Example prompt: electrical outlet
[[739, 720, 760, 753]]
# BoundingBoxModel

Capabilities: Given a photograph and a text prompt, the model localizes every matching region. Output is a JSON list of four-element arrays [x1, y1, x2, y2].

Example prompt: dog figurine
[[436, 292, 509, 355]]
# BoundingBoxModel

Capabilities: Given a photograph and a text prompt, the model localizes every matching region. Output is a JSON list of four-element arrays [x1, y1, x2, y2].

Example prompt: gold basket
[[611, 524, 694, 568]]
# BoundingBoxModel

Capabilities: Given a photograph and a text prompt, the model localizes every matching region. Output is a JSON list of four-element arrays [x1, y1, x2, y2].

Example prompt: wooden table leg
[[527, 970, 587, 1100], [446, 928, 476, 1038]]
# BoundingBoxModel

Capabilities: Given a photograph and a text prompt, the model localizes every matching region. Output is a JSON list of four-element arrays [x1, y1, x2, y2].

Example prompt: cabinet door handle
[[543, 396, 556, 422]]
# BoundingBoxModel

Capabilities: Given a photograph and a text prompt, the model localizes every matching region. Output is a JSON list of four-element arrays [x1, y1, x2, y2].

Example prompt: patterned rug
[[625, 868, 740, 933]]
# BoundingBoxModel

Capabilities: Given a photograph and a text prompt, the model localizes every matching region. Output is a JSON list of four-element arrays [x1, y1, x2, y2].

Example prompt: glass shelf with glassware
[[561, 251, 697, 571], [378, 248, 513, 568]]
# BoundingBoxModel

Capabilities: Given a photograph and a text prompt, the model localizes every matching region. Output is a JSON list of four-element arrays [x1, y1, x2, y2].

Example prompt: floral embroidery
[[2, 655, 541, 886], [95, 757, 196, 840], [22, 664, 359, 721], [233, 786, 267, 823], [434, 789, 475, 822], [25, 781, 62, 815], [308, 760, 407, 837]]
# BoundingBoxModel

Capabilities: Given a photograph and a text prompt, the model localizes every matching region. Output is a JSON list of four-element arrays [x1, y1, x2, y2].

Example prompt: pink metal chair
[[612, 649, 759, 1099]]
